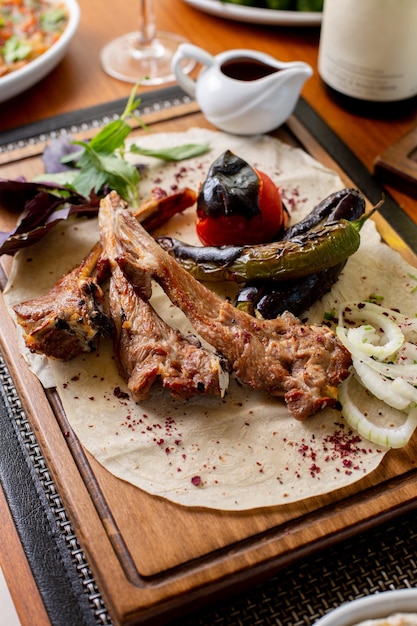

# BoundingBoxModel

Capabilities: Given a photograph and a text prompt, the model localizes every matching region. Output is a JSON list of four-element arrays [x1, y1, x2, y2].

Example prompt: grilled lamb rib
[[13, 243, 112, 360], [99, 190, 226, 400], [104, 191, 352, 420], [13, 188, 197, 360]]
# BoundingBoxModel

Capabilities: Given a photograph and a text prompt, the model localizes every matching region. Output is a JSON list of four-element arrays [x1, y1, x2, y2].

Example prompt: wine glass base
[[100, 31, 194, 85]]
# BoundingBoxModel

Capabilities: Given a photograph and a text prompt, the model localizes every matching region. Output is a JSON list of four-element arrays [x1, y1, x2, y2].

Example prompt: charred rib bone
[[99, 190, 226, 400], [13, 243, 112, 360], [104, 191, 352, 421], [13, 188, 197, 360]]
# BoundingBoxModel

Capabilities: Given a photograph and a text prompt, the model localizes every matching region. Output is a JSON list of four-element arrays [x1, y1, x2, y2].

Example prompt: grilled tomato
[[196, 150, 285, 246]]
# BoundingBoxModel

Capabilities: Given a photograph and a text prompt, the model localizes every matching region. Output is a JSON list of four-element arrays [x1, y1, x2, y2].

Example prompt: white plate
[[182, 0, 322, 26], [0, 0, 80, 104], [314, 589, 417, 626]]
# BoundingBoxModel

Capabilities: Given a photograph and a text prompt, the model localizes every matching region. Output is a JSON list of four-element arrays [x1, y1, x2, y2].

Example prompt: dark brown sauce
[[221, 57, 279, 81]]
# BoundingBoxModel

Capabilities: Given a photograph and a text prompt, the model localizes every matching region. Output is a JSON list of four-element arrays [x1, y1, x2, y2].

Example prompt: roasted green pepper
[[234, 188, 366, 317], [159, 218, 359, 282], [158, 196, 375, 284], [282, 187, 365, 241]]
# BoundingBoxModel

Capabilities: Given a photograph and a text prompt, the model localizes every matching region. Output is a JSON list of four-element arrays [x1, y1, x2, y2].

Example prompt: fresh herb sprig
[[49, 85, 210, 205], [0, 86, 210, 256]]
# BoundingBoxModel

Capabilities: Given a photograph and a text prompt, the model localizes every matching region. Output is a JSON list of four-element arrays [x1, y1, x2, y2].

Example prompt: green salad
[[0, 0, 69, 77]]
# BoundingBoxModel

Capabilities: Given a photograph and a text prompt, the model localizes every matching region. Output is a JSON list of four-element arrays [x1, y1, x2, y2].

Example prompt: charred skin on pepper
[[235, 187, 367, 318], [282, 187, 365, 241], [158, 198, 374, 284], [236, 261, 347, 318]]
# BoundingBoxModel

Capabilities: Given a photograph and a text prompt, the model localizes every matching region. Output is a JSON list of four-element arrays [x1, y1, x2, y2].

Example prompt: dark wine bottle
[[318, 0, 417, 118]]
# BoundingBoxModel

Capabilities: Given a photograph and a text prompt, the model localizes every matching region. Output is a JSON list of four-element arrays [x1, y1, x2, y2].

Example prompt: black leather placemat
[[0, 353, 111, 626], [1, 87, 416, 626]]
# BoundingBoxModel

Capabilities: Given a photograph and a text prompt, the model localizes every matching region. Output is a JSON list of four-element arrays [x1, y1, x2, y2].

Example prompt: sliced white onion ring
[[398, 340, 417, 363], [391, 377, 417, 405], [337, 300, 417, 448], [337, 315, 417, 384], [340, 300, 416, 329], [352, 357, 411, 411], [339, 301, 404, 359], [339, 374, 417, 449], [360, 356, 417, 385], [392, 310, 417, 341], [335, 327, 417, 383]]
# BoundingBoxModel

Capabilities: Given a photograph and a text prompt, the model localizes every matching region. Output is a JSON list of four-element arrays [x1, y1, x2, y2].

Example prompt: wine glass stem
[[138, 0, 156, 47], [100, 0, 195, 84]]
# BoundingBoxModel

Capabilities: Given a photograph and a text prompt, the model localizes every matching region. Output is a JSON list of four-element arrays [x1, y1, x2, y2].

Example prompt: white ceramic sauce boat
[[172, 44, 313, 135]]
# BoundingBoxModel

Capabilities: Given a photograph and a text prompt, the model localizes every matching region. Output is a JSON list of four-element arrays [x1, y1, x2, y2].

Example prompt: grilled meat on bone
[[99, 191, 226, 401], [13, 188, 197, 360], [104, 191, 352, 421], [13, 243, 112, 360]]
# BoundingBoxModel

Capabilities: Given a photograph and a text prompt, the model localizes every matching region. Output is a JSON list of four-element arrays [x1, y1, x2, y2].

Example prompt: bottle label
[[318, 0, 417, 102]]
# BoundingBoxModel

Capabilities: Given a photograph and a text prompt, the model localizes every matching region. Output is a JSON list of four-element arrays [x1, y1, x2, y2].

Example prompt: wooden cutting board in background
[[1, 105, 417, 625]]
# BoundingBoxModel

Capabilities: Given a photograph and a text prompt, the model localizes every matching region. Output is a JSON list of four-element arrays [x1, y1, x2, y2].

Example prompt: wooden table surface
[[1, 1, 417, 624]]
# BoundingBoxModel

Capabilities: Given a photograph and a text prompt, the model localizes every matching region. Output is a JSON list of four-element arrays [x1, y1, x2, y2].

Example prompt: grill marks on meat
[[13, 244, 112, 360], [104, 191, 352, 420], [12, 188, 197, 361], [99, 191, 226, 401], [11, 185, 352, 420]]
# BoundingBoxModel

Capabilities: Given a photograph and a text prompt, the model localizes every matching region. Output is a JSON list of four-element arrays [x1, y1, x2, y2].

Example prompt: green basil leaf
[[88, 119, 132, 153], [130, 142, 210, 161], [70, 144, 140, 203], [99, 154, 140, 185], [33, 171, 79, 187], [71, 167, 108, 199]]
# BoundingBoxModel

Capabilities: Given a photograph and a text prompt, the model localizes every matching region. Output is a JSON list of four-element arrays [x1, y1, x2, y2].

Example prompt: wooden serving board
[[1, 105, 417, 626]]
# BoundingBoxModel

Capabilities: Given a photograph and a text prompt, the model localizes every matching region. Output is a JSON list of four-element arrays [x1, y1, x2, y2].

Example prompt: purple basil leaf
[[0, 178, 83, 212], [42, 136, 81, 173], [0, 218, 69, 255], [0, 178, 99, 256], [15, 192, 66, 233]]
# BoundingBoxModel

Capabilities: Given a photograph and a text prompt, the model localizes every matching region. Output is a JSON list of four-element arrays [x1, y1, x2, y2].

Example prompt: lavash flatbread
[[3, 128, 416, 510]]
